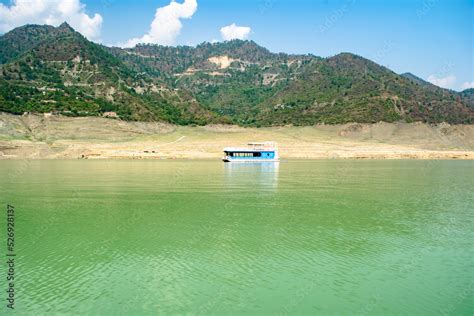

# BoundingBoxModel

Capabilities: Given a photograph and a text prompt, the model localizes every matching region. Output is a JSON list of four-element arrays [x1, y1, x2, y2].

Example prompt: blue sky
[[0, 0, 472, 90]]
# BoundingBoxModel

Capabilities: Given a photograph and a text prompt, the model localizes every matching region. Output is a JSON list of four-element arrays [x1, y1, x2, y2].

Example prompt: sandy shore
[[1, 113, 473, 159]]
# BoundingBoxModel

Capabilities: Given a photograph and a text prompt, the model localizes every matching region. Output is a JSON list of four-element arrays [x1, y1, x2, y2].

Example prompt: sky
[[0, 0, 472, 91]]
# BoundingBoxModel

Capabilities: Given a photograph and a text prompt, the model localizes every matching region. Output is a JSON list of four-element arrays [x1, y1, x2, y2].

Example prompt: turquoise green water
[[0, 160, 473, 315]]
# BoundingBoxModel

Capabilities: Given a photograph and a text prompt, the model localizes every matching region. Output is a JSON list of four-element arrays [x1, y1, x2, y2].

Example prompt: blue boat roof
[[223, 142, 278, 153]]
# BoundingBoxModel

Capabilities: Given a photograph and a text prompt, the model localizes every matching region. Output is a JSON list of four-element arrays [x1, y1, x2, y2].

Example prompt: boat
[[222, 142, 280, 162]]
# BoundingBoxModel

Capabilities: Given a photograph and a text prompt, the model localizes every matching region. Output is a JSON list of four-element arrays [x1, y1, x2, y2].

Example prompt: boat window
[[230, 152, 263, 157], [227, 150, 274, 158]]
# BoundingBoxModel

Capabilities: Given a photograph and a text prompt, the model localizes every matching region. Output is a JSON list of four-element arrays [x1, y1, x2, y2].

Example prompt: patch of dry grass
[[1, 113, 473, 159]]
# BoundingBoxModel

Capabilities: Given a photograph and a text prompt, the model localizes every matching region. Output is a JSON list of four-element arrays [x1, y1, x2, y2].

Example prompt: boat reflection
[[223, 162, 279, 191]]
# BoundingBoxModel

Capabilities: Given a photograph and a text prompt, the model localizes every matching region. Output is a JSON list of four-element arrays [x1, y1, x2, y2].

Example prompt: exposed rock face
[[208, 56, 236, 69]]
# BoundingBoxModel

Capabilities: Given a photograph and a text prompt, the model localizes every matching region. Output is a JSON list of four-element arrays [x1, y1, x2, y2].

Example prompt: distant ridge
[[0, 23, 472, 125], [459, 88, 474, 110], [401, 72, 432, 87]]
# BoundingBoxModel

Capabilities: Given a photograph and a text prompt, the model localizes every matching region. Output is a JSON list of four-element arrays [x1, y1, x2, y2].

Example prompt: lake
[[0, 160, 473, 315]]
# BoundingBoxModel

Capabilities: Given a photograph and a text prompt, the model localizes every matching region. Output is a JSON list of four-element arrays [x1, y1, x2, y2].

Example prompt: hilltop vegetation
[[0, 23, 472, 125], [0, 23, 216, 124]]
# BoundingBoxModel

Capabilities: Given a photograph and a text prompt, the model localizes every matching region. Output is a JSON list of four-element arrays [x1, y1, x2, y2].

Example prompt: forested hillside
[[0, 23, 472, 125]]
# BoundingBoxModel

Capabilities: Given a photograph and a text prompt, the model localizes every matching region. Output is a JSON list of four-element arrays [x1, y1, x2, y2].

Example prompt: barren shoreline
[[1, 113, 473, 160]]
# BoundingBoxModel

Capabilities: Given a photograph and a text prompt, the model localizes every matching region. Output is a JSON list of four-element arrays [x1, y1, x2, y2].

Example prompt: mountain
[[0, 23, 472, 125], [251, 55, 471, 125], [0, 23, 216, 124]]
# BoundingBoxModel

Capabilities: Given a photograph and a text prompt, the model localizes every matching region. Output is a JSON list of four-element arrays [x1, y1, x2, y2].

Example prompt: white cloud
[[220, 23, 251, 41], [0, 0, 102, 41], [461, 81, 474, 90], [120, 0, 197, 48], [427, 74, 457, 89]]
